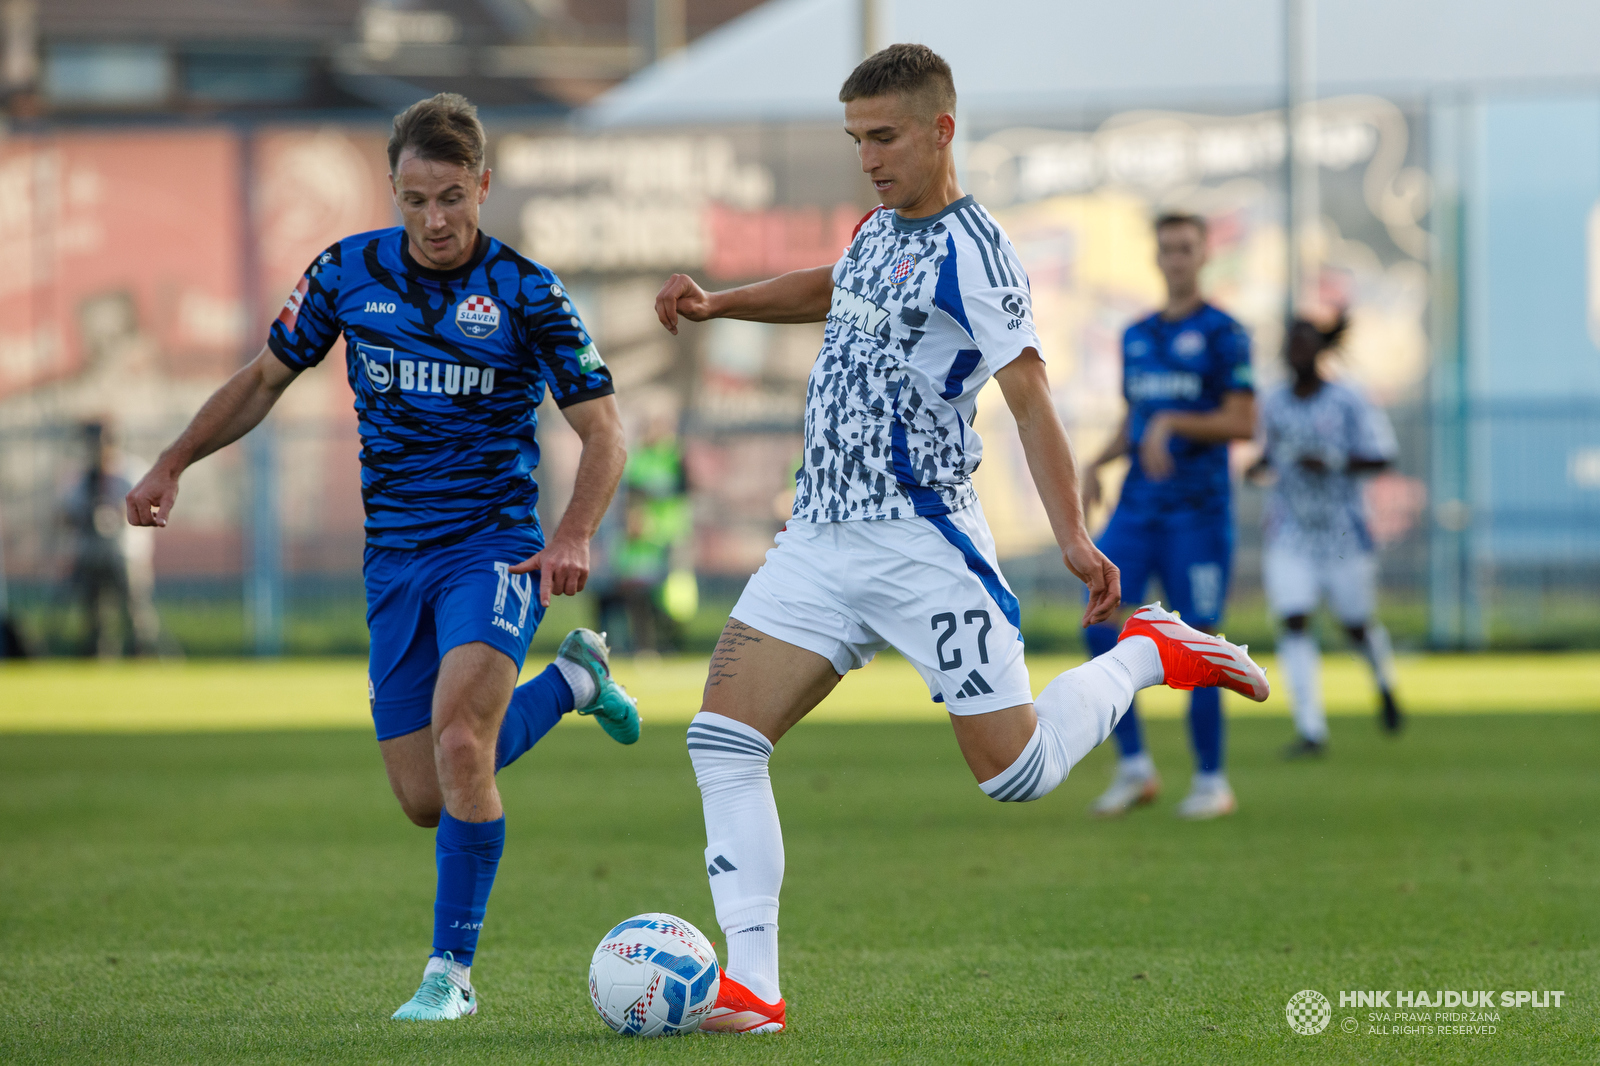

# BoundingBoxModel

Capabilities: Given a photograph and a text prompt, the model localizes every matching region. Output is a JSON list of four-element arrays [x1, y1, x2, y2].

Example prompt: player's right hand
[[655, 274, 716, 335], [126, 466, 179, 528], [1080, 468, 1102, 515], [1063, 536, 1121, 627]]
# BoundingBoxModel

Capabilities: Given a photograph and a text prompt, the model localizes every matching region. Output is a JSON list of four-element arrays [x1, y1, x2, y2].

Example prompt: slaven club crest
[[456, 295, 501, 338]]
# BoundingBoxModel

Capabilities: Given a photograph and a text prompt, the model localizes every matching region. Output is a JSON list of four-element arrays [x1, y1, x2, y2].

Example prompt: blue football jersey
[[1118, 303, 1253, 513], [268, 227, 614, 551]]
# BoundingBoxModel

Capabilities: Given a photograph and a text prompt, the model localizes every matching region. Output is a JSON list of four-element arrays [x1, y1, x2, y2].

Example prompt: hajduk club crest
[[456, 295, 501, 339], [890, 254, 917, 285]]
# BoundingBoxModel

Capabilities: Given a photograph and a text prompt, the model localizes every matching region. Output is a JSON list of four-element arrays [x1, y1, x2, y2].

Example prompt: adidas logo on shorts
[[953, 670, 993, 699]]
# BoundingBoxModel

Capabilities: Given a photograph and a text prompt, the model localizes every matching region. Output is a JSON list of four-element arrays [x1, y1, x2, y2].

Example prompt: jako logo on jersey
[[1127, 371, 1201, 401], [456, 295, 501, 339], [364, 301, 397, 314], [1173, 330, 1207, 359], [830, 287, 890, 335], [890, 254, 917, 285]]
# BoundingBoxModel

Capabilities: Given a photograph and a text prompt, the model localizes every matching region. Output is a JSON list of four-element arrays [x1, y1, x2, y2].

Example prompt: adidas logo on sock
[[706, 854, 737, 877], [954, 670, 994, 699]]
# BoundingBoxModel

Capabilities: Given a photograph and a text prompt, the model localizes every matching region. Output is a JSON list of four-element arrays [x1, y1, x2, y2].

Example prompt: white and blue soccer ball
[[589, 912, 720, 1036]]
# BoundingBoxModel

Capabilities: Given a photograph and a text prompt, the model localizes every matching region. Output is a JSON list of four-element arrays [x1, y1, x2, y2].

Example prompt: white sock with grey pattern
[[979, 637, 1160, 802], [1277, 631, 1327, 742], [687, 712, 783, 1004], [1354, 622, 1397, 693]]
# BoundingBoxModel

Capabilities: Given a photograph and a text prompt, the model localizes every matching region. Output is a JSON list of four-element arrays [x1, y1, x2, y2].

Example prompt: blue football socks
[[1087, 623, 1146, 757], [1188, 686, 1224, 773], [432, 811, 506, 966], [494, 663, 575, 772]]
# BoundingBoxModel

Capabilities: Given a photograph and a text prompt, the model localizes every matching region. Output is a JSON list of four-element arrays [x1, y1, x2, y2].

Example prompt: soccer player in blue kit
[[1080, 213, 1257, 820], [126, 94, 640, 1019]]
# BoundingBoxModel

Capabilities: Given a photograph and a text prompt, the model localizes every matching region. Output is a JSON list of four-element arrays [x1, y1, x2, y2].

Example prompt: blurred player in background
[[1251, 314, 1403, 755], [126, 94, 639, 1022], [655, 45, 1269, 1034], [1080, 213, 1257, 820], [62, 421, 161, 657]]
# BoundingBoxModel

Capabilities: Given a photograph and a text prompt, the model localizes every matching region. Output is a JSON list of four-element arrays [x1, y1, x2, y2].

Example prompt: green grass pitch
[[1, 704, 1595, 1064]]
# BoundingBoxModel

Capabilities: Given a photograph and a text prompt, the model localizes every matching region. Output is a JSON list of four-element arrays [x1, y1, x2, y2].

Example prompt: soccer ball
[[589, 912, 720, 1036]]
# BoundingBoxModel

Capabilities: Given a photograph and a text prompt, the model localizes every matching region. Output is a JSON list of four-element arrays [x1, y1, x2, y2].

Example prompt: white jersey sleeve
[[943, 214, 1040, 374], [1344, 385, 1398, 464]]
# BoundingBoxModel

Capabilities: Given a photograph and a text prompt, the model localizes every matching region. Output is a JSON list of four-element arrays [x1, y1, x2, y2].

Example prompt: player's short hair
[[388, 93, 486, 174], [1290, 312, 1350, 352], [838, 43, 957, 120], [1154, 212, 1208, 240]]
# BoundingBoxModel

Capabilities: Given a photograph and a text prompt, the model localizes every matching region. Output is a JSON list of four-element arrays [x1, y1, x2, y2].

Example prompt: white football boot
[[1175, 775, 1237, 820], [1089, 763, 1162, 818]]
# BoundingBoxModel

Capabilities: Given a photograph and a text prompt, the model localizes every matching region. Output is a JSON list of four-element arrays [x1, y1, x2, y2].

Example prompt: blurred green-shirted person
[[598, 426, 696, 653]]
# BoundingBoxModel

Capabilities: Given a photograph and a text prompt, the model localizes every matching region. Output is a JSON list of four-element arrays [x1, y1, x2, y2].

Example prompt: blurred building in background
[[2, 0, 1598, 656]]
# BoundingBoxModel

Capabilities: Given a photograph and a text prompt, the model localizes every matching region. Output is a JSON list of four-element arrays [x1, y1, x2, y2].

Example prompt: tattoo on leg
[[707, 621, 763, 687]]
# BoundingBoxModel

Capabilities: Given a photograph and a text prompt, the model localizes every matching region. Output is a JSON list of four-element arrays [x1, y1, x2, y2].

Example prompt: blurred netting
[[4, 399, 1597, 657]]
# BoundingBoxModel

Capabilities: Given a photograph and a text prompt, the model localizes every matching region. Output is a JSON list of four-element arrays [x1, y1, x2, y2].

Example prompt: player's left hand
[[510, 537, 590, 607], [1139, 417, 1175, 481], [1063, 536, 1121, 627]]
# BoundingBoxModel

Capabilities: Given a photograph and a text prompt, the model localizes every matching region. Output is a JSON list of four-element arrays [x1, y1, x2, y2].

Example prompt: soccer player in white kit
[[1253, 314, 1403, 755], [654, 45, 1270, 1033]]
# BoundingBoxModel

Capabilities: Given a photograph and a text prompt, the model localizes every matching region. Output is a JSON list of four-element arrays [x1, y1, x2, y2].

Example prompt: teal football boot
[[392, 953, 478, 1021], [559, 628, 640, 745]]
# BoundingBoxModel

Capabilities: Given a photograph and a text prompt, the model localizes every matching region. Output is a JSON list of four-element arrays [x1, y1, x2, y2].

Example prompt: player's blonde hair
[[387, 93, 486, 174], [839, 43, 956, 120]]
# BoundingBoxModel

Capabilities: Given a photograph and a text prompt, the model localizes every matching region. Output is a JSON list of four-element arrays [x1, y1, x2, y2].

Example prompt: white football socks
[[554, 657, 596, 707], [980, 636, 1161, 803], [687, 712, 783, 1004], [1119, 751, 1157, 778], [725, 922, 779, 1004], [1277, 630, 1328, 742], [1354, 622, 1397, 694], [424, 953, 472, 991]]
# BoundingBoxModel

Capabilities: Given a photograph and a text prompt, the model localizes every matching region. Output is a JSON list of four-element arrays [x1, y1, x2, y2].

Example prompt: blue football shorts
[[1095, 505, 1234, 629], [364, 526, 545, 741]]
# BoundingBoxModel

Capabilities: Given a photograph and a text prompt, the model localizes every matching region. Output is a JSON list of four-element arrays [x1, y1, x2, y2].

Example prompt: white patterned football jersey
[[1260, 379, 1398, 554], [791, 195, 1041, 522]]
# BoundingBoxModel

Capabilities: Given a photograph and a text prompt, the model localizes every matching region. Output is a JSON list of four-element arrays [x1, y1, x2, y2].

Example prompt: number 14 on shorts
[[492, 561, 534, 638]]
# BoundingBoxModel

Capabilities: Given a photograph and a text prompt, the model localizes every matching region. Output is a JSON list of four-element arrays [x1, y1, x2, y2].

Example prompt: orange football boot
[[1119, 602, 1270, 702], [699, 973, 785, 1034]]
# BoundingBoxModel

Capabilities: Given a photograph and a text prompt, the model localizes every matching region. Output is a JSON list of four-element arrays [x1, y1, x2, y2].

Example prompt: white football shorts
[[1263, 542, 1377, 625], [731, 501, 1032, 715]]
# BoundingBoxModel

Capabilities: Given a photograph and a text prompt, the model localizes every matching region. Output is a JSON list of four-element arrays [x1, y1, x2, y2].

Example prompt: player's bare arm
[[1138, 390, 1255, 481], [510, 394, 626, 606], [655, 265, 834, 334], [994, 351, 1120, 626], [1080, 411, 1131, 514], [125, 346, 301, 528]]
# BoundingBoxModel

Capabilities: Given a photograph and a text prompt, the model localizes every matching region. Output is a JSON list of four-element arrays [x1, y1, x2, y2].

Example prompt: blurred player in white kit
[[1252, 314, 1404, 756]]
